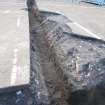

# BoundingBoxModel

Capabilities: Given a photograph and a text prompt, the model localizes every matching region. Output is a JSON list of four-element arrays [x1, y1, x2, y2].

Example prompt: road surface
[[0, 0, 30, 92]]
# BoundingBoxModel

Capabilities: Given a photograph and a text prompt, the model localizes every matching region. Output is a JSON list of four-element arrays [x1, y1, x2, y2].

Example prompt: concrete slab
[[36, 0, 105, 40], [0, 0, 30, 92]]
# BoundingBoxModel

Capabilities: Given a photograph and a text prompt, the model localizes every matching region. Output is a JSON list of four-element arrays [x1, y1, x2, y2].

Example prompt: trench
[[29, 10, 69, 105], [29, 9, 105, 105], [0, 10, 69, 105], [0, 4, 105, 105]]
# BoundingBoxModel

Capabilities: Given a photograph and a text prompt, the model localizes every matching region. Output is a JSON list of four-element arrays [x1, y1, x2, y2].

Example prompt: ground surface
[[0, 7, 105, 105], [0, 0, 30, 91], [0, 10, 68, 105], [36, 0, 105, 40], [0, 1, 105, 105]]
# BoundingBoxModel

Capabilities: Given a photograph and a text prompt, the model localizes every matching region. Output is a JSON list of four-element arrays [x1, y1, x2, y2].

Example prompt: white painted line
[[73, 22, 101, 39], [10, 48, 18, 85], [17, 18, 21, 27]]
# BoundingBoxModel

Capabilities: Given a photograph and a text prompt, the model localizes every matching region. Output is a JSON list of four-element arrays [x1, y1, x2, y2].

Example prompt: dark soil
[[0, 10, 69, 105]]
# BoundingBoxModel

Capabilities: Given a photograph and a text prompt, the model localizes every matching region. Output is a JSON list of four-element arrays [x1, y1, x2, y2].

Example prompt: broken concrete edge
[[39, 9, 105, 42], [39, 9, 65, 18], [65, 32, 105, 43], [0, 83, 30, 93], [40, 10, 62, 16]]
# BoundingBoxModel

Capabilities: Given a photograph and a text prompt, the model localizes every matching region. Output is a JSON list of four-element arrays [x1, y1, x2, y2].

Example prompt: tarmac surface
[[0, 0, 30, 91], [36, 0, 105, 40]]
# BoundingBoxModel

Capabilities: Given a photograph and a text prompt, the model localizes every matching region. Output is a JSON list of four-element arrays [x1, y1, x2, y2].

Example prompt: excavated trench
[[29, 10, 105, 105], [0, 10, 70, 105], [1, 6, 105, 105], [28, 10, 105, 105], [29, 10, 70, 105]]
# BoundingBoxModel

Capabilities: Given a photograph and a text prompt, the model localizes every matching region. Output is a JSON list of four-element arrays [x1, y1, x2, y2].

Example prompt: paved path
[[0, 0, 30, 92], [36, 0, 105, 40]]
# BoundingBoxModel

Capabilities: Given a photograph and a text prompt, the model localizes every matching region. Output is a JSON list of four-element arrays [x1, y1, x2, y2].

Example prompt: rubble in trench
[[34, 11, 105, 105], [0, 6, 105, 105]]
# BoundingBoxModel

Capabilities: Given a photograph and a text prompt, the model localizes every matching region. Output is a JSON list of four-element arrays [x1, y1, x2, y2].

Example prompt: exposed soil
[[0, 8, 105, 105], [29, 10, 69, 105], [0, 10, 69, 105]]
